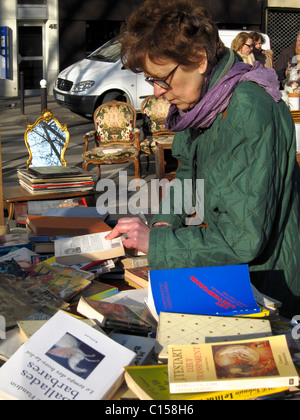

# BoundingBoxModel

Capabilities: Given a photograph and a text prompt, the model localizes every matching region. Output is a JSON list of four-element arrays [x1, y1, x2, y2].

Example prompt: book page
[[55, 232, 122, 257]]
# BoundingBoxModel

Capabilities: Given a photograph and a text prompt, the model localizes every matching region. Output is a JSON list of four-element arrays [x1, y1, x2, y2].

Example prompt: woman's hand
[[106, 217, 151, 255]]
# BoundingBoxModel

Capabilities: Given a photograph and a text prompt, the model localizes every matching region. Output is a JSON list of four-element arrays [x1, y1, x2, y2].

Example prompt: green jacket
[[148, 52, 300, 318]]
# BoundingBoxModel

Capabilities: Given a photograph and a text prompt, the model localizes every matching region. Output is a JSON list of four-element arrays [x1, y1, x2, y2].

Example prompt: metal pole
[[40, 79, 48, 111], [20, 71, 25, 115]]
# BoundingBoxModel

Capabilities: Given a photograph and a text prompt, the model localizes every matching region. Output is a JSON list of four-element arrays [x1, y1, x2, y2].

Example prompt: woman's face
[[144, 56, 208, 111], [240, 38, 254, 56], [255, 39, 263, 51]]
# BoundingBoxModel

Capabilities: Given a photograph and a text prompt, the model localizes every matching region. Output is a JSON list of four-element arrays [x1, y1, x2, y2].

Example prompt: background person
[[231, 32, 255, 65], [107, 0, 300, 319], [274, 30, 300, 89], [249, 31, 273, 68]]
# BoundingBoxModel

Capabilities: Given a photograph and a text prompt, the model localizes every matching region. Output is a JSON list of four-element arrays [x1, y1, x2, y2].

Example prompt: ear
[[198, 56, 208, 75]]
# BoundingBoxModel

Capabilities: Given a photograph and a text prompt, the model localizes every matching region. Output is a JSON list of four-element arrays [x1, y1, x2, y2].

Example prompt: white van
[[53, 30, 271, 118]]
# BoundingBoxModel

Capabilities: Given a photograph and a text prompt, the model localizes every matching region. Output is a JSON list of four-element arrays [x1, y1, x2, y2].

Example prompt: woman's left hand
[[105, 217, 150, 254]]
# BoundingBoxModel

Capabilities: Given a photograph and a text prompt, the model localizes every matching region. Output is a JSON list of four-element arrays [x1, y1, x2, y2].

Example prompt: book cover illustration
[[46, 332, 105, 380], [149, 265, 260, 318]]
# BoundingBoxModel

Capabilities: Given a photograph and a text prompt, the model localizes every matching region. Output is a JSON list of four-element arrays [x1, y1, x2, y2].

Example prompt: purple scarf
[[165, 61, 282, 131]]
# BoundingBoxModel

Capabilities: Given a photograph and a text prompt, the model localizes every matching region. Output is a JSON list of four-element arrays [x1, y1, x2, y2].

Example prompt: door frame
[[18, 21, 45, 96]]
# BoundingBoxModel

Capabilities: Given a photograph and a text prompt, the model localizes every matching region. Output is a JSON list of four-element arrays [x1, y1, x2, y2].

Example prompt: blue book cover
[[149, 265, 260, 317]]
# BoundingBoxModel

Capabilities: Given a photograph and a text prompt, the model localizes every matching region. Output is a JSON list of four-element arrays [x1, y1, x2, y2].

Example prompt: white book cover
[[54, 232, 125, 265], [0, 311, 136, 400]]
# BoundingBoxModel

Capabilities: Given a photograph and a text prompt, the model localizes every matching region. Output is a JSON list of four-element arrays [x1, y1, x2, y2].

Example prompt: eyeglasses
[[244, 43, 254, 49], [145, 64, 179, 89]]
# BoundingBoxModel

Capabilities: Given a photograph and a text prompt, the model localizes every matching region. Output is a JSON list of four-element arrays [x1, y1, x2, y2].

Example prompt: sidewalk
[[0, 94, 156, 221], [0, 95, 96, 187]]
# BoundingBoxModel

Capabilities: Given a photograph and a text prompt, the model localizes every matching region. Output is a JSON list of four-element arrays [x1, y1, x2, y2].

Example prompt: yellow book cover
[[168, 335, 299, 394], [124, 365, 288, 400]]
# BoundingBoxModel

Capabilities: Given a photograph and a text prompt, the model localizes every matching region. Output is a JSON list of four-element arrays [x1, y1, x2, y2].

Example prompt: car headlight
[[72, 81, 95, 92]]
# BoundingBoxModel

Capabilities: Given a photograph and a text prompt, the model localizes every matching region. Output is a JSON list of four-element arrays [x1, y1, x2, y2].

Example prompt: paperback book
[[168, 335, 299, 394], [0, 311, 136, 400], [148, 265, 260, 319], [124, 364, 289, 401], [157, 312, 273, 363], [54, 231, 125, 265], [77, 297, 156, 334]]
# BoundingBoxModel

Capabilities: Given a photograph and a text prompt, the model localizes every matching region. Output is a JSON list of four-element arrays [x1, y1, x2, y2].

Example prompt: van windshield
[[88, 37, 121, 63]]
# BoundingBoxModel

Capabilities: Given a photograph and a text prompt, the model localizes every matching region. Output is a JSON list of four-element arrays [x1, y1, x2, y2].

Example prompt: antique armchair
[[140, 95, 175, 157], [82, 101, 141, 180], [24, 109, 69, 168]]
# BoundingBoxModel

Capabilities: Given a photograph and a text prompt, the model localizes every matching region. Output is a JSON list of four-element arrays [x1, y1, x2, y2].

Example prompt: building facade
[[0, 0, 59, 97], [0, 0, 299, 98]]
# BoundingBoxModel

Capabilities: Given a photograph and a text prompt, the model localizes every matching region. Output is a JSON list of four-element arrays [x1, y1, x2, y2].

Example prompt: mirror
[[24, 109, 69, 168]]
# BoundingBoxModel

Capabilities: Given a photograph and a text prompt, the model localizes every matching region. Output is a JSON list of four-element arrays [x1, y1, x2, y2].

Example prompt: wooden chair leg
[[97, 165, 101, 180], [134, 159, 140, 179]]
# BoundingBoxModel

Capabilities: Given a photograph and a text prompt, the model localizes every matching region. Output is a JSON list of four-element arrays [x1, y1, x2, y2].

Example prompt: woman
[[250, 31, 273, 68], [107, 0, 300, 318], [231, 32, 255, 65]]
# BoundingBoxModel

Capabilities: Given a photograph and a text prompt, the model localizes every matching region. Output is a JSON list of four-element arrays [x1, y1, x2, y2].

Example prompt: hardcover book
[[26, 215, 111, 237], [0, 311, 136, 400], [168, 335, 299, 394], [148, 265, 260, 319]]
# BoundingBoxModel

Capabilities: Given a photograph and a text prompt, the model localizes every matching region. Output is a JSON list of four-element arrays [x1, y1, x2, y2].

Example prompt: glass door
[[18, 23, 44, 96]]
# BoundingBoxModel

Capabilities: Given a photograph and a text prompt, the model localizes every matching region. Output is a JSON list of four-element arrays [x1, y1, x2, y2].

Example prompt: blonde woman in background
[[250, 31, 273, 68], [231, 32, 255, 65]]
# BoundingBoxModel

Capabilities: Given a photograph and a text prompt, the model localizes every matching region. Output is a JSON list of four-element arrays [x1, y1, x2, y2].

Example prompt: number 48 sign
[[0, 315, 5, 340]]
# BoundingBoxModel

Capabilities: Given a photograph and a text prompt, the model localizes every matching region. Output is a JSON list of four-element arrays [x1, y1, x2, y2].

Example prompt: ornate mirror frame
[[24, 109, 70, 168]]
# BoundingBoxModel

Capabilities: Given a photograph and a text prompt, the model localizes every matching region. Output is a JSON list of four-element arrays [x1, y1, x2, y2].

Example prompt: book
[[68, 281, 119, 305], [77, 297, 155, 335], [29, 261, 92, 302], [119, 254, 149, 269], [54, 231, 125, 266], [17, 319, 105, 341], [168, 335, 299, 394], [124, 364, 289, 401], [18, 168, 94, 184], [147, 265, 261, 320], [125, 266, 150, 289], [42, 206, 108, 220], [0, 311, 136, 400], [156, 312, 273, 363], [109, 333, 156, 366], [0, 273, 67, 329], [43, 256, 95, 280], [26, 215, 110, 237], [28, 166, 91, 178]]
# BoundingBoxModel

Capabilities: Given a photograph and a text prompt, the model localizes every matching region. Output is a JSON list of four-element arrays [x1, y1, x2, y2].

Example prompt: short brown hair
[[119, 0, 226, 74], [231, 32, 254, 53]]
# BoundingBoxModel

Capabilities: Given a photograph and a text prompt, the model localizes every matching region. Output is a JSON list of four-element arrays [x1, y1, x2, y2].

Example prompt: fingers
[[105, 218, 139, 240], [105, 217, 150, 254]]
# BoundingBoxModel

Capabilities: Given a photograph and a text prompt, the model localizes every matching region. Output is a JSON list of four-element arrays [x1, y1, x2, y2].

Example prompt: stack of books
[[17, 166, 95, 195]]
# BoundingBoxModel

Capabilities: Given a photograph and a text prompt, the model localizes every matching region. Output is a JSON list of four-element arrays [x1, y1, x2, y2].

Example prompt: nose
[[154, 84, 168, 97]]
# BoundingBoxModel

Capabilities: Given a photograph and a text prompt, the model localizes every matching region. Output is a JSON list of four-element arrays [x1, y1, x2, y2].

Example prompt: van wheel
[[101, 91, 128, 105]]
